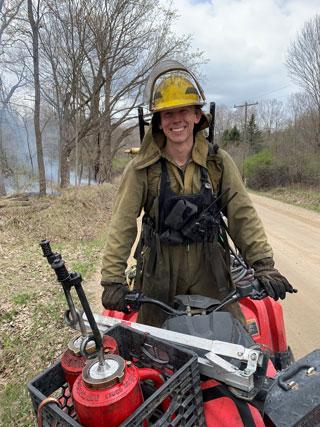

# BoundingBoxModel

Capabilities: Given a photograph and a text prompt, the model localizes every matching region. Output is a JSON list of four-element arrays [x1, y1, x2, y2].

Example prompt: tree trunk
[[88, 165, 91, 185], [60, 143, 71, 188], [59, 116, 72, 188], [100, 75, 113, 183], [104, 129, 113, 182], [0, 114, 7, 196], [0, 173, 6, 196], [94, 131, 101, 182], [317, 108, 320, 149], [58, 116, 63, 185], [79, 145, 83, 184], [96, 131, 112, 183], [28, 0, 46, 196]]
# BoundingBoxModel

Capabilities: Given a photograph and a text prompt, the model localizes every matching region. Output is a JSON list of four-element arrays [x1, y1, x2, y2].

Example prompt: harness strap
[[202, 385, 257, 427], [159, 158, 168, 227]]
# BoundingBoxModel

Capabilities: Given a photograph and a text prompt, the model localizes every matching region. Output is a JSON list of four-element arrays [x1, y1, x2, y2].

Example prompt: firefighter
[[100, 60, 294, 327]]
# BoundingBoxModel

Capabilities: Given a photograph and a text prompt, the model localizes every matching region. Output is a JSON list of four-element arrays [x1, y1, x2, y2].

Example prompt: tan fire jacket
[[101, 121, 273, 284]]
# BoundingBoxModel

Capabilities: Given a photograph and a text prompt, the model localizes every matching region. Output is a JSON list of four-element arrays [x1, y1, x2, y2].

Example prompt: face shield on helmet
[[144, 60, 206, 113]]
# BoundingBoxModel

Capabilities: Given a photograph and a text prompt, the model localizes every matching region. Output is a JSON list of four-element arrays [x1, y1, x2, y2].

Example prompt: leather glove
[[101, 282, 130, 312], [253, 258, 294, 301]]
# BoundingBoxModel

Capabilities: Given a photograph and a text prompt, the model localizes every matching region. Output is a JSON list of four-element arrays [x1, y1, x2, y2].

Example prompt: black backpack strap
[[200, 164, 210, 186], [207, 141, 219, 156], [159, 158, 169, 205], [202, 385, 257, 427]]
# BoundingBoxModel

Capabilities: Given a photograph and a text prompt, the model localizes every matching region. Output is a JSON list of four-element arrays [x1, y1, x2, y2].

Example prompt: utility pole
[[234, 101, 258, 146], [234, 101, 258, 180]]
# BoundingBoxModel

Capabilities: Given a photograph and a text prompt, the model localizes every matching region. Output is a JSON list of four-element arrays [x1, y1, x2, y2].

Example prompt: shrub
[[244, 150, 289, 189]]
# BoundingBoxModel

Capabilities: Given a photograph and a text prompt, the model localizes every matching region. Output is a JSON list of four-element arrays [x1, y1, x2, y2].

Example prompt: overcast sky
[[172, 0, 319, 107]]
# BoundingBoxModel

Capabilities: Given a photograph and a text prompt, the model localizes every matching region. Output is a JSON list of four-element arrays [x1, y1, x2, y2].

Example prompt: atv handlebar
[[124, 279, 269, 316], [125, 292, 186, 316]]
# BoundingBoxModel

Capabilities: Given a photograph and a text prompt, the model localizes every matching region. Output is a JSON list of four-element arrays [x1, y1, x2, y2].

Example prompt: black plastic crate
[[28, 324, 205, 427]]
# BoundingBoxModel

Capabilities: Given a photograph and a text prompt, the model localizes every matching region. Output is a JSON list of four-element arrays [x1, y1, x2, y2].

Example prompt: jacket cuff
[[101, 276, 126, 286], [247, 251, 274, 267]]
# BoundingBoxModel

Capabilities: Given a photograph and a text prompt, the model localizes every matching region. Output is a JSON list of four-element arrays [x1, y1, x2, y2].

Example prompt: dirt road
[[250, 193, 320, 359]]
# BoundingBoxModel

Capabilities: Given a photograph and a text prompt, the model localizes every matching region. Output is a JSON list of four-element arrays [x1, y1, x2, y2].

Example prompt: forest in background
[[0, 1, 320, 196]]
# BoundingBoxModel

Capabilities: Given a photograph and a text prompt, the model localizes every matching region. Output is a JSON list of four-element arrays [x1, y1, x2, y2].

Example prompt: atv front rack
[[39, 240, 266, 401], [29, 324, 205, 427], [81, 313, 266, 397]]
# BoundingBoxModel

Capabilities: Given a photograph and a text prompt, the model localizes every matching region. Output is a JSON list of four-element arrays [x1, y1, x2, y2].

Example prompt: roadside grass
[[0, 183, 117, 426], [12, 292, 35, 305], [0, 287, 68, 425], [112, 155, 131, 174], [252, 185, 320, 213], [69, 238, 106, 277]]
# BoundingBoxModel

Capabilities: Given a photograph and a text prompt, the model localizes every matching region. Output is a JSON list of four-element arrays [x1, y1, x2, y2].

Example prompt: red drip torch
[[73, 353, 168, 426], [61, 333, 118, 391], [40, 240, 168, 426], [73, 354, 146, 427]]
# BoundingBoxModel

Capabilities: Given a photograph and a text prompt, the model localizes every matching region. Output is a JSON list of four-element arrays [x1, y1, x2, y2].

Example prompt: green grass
[[255, 185, 320, 213], [0, 289, 70, 426], [70, 238, 105, 278], [12, 292, 33, 305], [0, 308, 18, 323], [1, 334, 20, 349], [112, 155, 130, 173], [0, 382, 33, 427]]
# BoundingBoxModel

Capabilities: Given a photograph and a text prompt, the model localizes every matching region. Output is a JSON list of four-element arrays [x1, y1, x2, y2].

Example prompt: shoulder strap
[[207, 141, 220, 156], [206, 141, 223, 200]]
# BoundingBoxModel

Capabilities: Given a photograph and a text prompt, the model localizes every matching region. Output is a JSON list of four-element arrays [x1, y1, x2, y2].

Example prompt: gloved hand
[[252, 257, 295, 301], [101, 281, 130, 312]]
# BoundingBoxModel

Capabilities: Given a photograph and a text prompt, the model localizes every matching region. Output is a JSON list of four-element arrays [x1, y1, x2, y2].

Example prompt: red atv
[[29, 241, 320, 427]]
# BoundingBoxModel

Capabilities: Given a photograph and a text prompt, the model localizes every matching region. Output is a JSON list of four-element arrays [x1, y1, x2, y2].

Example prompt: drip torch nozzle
[[40, 239, 52, 257], [41, 241, 107, 364], [40, 240, 62, 265], [52, 259, 70, 282]]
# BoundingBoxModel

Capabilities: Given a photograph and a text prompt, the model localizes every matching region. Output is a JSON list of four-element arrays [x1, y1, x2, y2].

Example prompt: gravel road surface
[[250, 193, 320, 359]]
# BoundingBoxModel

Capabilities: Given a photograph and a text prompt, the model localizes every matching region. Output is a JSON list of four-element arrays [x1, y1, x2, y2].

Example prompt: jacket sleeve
[[219, 150, 273, 266], [101, 160, 147, 283]]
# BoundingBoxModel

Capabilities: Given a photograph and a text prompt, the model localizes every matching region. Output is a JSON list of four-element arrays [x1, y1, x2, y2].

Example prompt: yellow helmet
[[144, 60, 206, 112], [152, 75, 204, 112]]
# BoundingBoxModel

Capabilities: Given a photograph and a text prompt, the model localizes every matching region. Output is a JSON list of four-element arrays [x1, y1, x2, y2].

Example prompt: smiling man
[[100, 60, 294, 327]]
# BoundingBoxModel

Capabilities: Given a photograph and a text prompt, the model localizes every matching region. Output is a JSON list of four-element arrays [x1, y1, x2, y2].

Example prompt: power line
[[256, 84, 292, 100]]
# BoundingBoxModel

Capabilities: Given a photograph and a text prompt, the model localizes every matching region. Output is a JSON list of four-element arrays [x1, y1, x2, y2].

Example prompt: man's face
[[159, 106, 201, 145]]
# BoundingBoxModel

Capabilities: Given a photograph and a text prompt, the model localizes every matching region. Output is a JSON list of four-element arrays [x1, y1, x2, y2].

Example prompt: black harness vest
[[135, 144, 235, 300], [156, 158, 221, 245]]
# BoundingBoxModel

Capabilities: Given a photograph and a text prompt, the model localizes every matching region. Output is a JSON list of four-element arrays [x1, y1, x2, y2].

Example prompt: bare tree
[[40, 0, 99, 187], [27, 0, 46, 195], [0, 0, 24, 54], [39, 0, 203, 186], [286, 14, 320, 146], [90, 0, 197, 182], [0, 0, 25, 196], [257, 99, 285, 135]]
